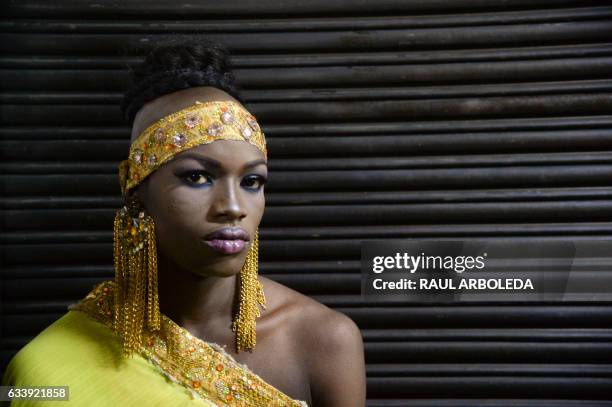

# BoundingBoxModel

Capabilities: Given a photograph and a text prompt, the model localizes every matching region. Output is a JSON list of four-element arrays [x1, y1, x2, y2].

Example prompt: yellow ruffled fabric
[[2, 281, 308, 407]]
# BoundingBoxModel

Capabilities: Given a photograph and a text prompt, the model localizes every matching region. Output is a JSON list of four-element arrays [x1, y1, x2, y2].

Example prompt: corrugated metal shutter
[[1, 1, 611, 405]]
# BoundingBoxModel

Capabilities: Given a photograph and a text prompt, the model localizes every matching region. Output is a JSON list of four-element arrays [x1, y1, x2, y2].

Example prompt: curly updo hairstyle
[[120, 38, 244, 126]]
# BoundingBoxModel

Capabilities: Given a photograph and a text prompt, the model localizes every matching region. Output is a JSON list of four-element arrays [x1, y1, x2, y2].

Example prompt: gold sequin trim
[[70, 280, 307, 407]]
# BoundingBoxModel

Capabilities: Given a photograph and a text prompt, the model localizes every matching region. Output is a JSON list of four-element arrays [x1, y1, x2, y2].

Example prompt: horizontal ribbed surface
[[1, 1, 611, 405]]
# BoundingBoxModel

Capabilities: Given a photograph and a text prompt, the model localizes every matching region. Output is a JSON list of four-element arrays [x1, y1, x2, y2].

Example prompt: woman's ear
[[128, 181, 148, 210], [122, 184, 149, 218]]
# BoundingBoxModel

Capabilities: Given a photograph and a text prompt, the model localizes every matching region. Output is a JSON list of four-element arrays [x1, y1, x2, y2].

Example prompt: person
[[1, 40, 366, 406]]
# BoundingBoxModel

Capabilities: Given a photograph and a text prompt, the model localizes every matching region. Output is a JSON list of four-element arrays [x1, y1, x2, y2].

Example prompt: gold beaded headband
[[118, 100, 267, 195]]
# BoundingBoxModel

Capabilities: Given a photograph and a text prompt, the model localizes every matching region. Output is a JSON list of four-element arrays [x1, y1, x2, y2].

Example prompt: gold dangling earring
[[232, 227, 267, 353], [112, 195, 161, 357]]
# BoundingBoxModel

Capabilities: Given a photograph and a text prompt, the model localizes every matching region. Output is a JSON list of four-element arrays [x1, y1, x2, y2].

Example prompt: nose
[[210, 178, 247, 221]]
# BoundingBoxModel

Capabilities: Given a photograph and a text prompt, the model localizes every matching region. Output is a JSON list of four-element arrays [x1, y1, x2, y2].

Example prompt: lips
[[203, 227, 250, 241], [202, 227, 250, 255]]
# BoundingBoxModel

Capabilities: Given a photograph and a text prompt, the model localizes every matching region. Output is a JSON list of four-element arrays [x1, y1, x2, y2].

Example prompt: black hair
[[120, 38, 244, 126]]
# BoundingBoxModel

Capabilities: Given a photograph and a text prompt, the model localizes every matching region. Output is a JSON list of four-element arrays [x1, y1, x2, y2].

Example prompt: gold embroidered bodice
[[69, 280, 308, 407]]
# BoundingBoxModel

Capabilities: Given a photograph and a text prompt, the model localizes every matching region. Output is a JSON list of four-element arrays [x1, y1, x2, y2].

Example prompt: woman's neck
[[156, 253, 237, 331]]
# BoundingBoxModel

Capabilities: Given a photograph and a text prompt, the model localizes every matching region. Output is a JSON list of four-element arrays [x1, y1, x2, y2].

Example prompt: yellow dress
[[2, 280, 309, 407]]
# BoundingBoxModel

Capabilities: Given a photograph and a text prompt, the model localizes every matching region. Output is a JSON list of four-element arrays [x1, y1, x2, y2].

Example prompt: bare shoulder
[[259, 275, 366, 406], [259, 275, 361, 339]]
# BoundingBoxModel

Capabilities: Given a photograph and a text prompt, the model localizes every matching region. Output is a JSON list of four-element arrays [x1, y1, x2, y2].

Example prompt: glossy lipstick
[[202, 227, 250, 255]]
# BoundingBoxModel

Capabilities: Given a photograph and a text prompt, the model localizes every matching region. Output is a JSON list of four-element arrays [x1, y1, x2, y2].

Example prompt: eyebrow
[[173, 153, 267, 171]]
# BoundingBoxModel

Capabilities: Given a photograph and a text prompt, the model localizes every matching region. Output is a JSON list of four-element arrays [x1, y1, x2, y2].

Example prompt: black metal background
[[1, 1, 612, 405]]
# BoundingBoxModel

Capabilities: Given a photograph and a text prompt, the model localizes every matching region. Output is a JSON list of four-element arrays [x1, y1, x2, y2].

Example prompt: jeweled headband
[[118, 100, 267, 195]]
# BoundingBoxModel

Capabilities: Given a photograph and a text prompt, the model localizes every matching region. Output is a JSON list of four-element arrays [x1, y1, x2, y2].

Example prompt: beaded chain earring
[[112, 195, 161, 357], [232, 228, 267, 353]]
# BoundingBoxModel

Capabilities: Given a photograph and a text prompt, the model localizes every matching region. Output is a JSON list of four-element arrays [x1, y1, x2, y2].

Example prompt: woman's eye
[[242, 175, 267, 190], [182, 171, 212, 186]]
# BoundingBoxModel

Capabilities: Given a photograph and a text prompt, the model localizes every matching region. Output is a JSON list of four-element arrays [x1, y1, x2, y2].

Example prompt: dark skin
[[127, 86, 366, 406]]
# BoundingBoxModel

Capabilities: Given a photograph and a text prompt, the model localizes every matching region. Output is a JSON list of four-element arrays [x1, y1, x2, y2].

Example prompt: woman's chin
[[188, 262, 243, 278]]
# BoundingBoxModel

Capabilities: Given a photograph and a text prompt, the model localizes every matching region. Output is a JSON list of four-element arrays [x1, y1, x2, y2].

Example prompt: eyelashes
[[181, 170, 213, 186], [178, 170, 267, 191], [243, 174, 268, 190]]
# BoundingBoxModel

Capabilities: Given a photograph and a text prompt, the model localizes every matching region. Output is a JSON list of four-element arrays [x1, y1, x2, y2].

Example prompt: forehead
[[168, 140, 267, 169], [131, 86, 242, 142]]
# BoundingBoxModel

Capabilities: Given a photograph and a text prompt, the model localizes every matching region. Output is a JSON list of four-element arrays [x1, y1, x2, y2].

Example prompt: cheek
[[150, 190, 208, 245], [239, 189, 265, 224], [252, 194, 266, 222]]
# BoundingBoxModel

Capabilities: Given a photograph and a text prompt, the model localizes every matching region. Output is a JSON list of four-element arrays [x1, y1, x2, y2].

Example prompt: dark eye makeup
[[177, 169, 267, 191]]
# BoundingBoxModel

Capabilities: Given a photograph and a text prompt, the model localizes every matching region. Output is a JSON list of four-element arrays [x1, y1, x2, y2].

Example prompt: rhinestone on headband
[[118, 100, 267, 195]]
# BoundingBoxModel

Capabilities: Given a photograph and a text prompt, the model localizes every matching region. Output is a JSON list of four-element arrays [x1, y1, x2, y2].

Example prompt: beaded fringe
[[113, 207, 161, 357], [232, 228, 267, 353]]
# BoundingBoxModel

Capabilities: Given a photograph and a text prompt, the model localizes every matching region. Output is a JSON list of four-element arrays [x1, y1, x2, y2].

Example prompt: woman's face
[[135, 139, 267, 278]]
